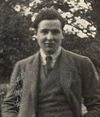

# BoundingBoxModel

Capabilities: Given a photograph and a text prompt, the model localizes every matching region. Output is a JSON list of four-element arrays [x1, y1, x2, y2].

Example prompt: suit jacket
[[2, 48, 100, 117]]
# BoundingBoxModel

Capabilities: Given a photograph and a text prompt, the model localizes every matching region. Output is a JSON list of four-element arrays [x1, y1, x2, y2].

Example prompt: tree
[[0, 0, 38, 83]]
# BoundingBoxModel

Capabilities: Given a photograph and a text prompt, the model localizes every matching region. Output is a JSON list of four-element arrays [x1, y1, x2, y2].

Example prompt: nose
[[46, 32, 53, 40]]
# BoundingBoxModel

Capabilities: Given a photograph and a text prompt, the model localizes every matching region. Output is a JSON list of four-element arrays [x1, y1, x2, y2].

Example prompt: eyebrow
[[40, 29, 60, 33]]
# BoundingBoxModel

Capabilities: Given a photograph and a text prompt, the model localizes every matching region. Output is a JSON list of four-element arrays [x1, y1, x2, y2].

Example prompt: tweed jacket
[[2, 48, 100, 117]]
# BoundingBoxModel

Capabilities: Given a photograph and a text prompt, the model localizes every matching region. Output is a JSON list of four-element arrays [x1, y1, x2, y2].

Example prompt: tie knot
[[46, 56, 52, 63]]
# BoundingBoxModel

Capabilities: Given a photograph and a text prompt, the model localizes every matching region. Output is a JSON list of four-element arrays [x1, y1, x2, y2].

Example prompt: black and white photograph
[[0, 0, 100, 117]]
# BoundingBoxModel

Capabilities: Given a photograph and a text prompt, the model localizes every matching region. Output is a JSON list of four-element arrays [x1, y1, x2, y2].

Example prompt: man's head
[[33, 7, 65, 30], [34, 8, 65, 55]]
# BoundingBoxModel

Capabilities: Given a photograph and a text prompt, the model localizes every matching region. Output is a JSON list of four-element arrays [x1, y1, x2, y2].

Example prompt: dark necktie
[[46, 56, 53, 75]]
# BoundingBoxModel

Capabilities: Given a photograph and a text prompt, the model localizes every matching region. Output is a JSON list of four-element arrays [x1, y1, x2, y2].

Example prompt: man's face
[[36, 19, 64, 55]]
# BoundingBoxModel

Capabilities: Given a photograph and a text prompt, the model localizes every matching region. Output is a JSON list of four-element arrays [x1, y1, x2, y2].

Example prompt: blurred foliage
[[0, 0, 39, 83], [0, 0, 100, 83]]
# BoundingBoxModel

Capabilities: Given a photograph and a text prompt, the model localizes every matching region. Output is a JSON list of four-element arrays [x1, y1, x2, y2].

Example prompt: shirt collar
[[40, 46, 62, 65]]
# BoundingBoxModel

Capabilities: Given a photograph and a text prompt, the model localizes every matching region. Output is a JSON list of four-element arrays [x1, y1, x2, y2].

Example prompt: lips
[[45, 43, 55, 47]]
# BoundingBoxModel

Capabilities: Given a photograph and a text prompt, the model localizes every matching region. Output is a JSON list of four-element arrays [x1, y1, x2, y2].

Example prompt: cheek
[[56, 34, 63, 42], [37, 39, 46, 47], [55, 32, 64, 39], [37, 34, 46, 40]]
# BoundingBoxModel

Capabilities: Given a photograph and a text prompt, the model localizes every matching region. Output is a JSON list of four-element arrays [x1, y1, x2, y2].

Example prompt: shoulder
[[62, 48, 89, 61], [15, 52, 39, 68], [61, 48, 92, 69]]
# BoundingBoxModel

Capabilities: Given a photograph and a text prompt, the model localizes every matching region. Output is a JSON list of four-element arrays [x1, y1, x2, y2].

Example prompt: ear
[[62, 30, 65, 39], [32, 30, 37, 40]]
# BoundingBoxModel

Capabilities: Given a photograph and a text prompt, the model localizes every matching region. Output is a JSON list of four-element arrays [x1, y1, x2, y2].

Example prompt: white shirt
[[40, 47, 62, 67]]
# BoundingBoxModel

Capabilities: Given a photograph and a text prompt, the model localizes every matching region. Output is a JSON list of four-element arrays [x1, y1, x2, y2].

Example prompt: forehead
[[38, 19, 62, 30]]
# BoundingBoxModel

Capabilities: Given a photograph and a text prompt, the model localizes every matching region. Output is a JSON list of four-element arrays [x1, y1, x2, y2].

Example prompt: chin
[[46, 49, 55, 55]]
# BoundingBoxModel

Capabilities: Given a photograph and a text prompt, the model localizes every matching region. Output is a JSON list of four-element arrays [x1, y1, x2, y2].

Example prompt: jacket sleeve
[[82, 57, 100, 117], [2, 62, 23, 117]]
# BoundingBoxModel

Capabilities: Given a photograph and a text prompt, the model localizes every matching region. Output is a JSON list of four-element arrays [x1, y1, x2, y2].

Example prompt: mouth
[[45, 42, 55, 47]]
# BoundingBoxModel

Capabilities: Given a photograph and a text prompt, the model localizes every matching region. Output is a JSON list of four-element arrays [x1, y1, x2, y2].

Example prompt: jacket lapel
[[59, 48, 73, 92], [25, 52, 40, 117]]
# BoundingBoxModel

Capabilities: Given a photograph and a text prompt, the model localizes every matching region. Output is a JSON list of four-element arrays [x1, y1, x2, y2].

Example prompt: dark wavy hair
[[33, 7, 65, 30]]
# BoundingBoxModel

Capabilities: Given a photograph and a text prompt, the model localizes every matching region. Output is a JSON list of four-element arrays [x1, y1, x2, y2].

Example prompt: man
[[2, 7, 100, 117]]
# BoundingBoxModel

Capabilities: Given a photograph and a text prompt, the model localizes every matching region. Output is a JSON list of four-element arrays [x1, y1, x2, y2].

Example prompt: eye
[[40, 29, 49, 34], [51, 29, 60, 35]]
